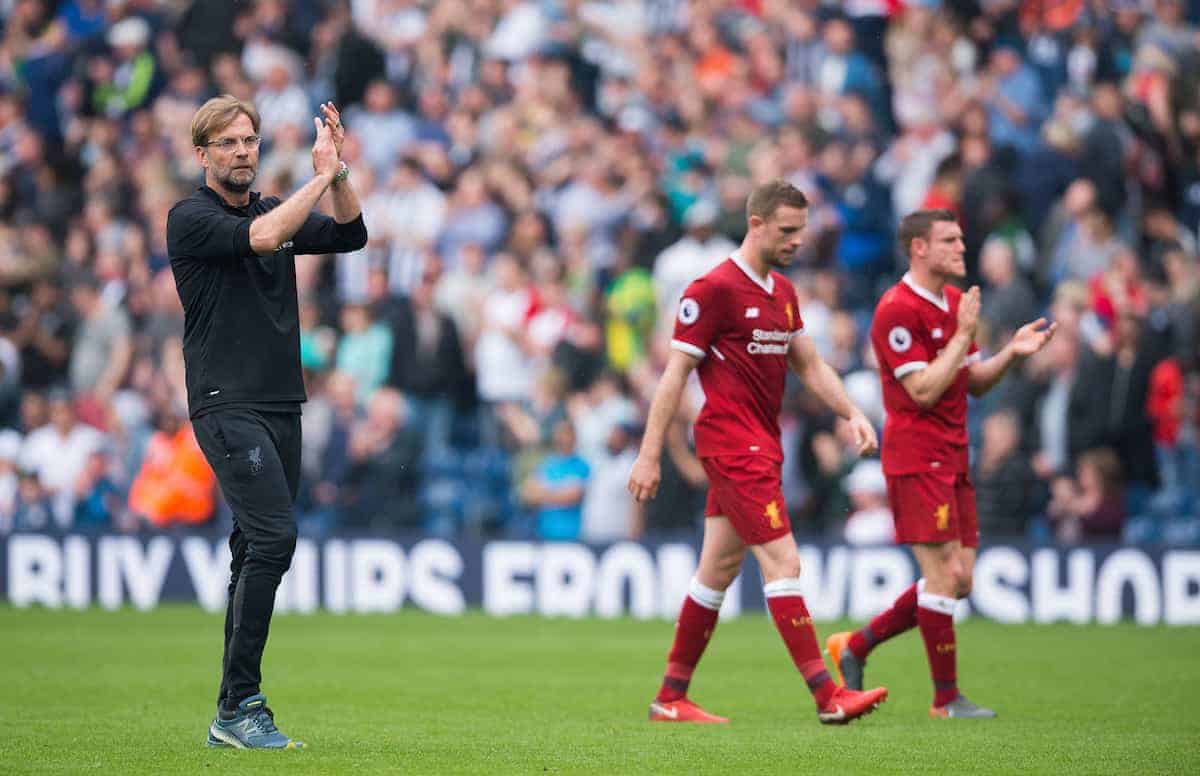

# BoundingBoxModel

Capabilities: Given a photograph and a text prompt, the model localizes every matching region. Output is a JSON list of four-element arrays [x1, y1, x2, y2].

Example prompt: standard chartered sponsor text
[[748, 329, 790, 354]]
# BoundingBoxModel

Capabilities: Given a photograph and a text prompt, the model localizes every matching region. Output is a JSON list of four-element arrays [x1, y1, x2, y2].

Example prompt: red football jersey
[[671, 253, 804, 462], [870, 274, 980, 475]]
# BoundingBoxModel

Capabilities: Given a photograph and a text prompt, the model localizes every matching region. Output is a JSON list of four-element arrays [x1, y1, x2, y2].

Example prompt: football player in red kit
[[826, 210, 1056, 719], [629, 180, 888, 725]]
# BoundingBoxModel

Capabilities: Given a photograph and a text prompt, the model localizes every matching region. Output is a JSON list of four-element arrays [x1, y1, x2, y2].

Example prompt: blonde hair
[[190, 95, 261, 148]]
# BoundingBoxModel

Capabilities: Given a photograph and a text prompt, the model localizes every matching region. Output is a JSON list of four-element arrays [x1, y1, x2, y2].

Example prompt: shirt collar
[[902, 272, 948, 312], [199, 185, 261, 211], [730, 249, 774, 294]]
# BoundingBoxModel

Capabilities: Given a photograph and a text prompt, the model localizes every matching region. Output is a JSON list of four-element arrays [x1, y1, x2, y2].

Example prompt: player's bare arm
[[787, 332, 878, 457], [898, 285, 979, 409], [966, 316, 1058, 396], [628, 349, 700, 502]]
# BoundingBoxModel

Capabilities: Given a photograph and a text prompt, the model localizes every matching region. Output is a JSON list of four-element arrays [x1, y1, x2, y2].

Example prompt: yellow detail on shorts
[[765, 500, 783, 529], [935, 503, 951, 532]]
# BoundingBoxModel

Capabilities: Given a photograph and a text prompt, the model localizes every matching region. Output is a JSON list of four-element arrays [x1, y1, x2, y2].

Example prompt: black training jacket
[[167, 185, 367, 417]]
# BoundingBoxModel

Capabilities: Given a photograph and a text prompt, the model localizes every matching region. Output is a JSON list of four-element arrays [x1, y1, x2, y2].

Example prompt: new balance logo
[[745, 307, 760, 318], [207, 389, 221, 397]]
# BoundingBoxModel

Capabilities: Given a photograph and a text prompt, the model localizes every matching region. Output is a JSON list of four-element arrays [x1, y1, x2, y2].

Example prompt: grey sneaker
[[207, 694, 306, 749], [825, 632, 865, 691], [930, 694, 997, 719]]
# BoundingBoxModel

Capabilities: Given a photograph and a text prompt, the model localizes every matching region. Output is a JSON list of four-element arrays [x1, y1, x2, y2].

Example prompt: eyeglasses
[[205, 135, 262, 152]]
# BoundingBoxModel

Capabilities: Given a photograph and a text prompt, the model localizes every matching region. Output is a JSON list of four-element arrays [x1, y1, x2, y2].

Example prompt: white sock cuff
[[918, 591, 957, 615], [763, 577, 805, 598], [688, 577, 726, 611]]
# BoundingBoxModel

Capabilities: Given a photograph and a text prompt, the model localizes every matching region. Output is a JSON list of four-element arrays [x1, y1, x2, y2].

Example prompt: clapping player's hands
[[319, 102, 345, 157], [628, 454, 661, 502], [846, 412, 878, 457], [1009, 317, 1058, 357], [957, 285, 981, 340], [311, 113, 339, 179]]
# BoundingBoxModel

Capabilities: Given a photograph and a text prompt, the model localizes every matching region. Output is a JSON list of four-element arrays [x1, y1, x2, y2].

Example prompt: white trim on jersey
[[788, 328, 805, 339], [730, 250, 775, 294], [894, 361, 928, 378], [902, 272, 949, 313], [671, 339, 706, 359], [966, 351, 983, 365]]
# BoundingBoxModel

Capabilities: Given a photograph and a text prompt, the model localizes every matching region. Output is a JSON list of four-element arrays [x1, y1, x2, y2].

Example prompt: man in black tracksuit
[[167, 95, 366, 749]]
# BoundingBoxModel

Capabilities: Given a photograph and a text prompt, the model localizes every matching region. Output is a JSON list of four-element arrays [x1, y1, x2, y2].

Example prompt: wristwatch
[[332, 161, 350, 186]]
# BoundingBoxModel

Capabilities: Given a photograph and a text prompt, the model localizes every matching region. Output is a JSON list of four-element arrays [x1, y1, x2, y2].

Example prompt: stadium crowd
[[1, 0, 1199, 545]]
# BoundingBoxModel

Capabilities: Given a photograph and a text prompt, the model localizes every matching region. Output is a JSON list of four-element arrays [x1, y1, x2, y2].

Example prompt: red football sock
[[765, 579, 836, 708], [848, 580, 921, 660], [917, 591, 959, 707], [656, 578, 723, 703]]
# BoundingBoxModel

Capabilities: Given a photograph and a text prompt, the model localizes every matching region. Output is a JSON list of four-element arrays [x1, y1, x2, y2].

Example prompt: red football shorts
[[701, 455, 792, 546], [886, 470, 979, 547]]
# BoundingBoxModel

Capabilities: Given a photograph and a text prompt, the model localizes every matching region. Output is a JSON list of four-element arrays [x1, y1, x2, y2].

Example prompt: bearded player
[[826, 210, 1056, 719], [629, 180, 888, 725]]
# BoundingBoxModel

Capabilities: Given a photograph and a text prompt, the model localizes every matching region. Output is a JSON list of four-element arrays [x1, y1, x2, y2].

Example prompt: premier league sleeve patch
[[888, 326, 912, 353], [678, 297, 700, 325]]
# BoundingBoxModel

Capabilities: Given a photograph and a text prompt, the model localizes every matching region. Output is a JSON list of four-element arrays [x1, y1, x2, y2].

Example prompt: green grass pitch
[[1, 606, 1197, 774]]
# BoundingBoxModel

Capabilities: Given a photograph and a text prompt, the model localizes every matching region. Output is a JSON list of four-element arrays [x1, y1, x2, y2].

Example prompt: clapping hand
[[319, 102, 345, 157], [957, 285, 981, 340], [311, 112, 339, 178], [1010, 318, 1058, 357]]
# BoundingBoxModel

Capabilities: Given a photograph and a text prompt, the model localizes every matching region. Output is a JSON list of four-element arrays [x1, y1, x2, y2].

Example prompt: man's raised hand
[[319, 102, 345, 157], [1010, 317, 1058, 357], [312, 114, 339, 178]]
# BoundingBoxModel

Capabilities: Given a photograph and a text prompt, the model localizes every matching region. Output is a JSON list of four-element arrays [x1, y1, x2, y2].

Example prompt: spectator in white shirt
[[475, 253, 534, 405], [344, 80, 416, 177], [19, 391, 107, 528], [581, 422, 641, 543], [253, 48, 311, 140], [0, 429, 21, 533], [652, 199, 735, 332], [842, 460, 895, 546]]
